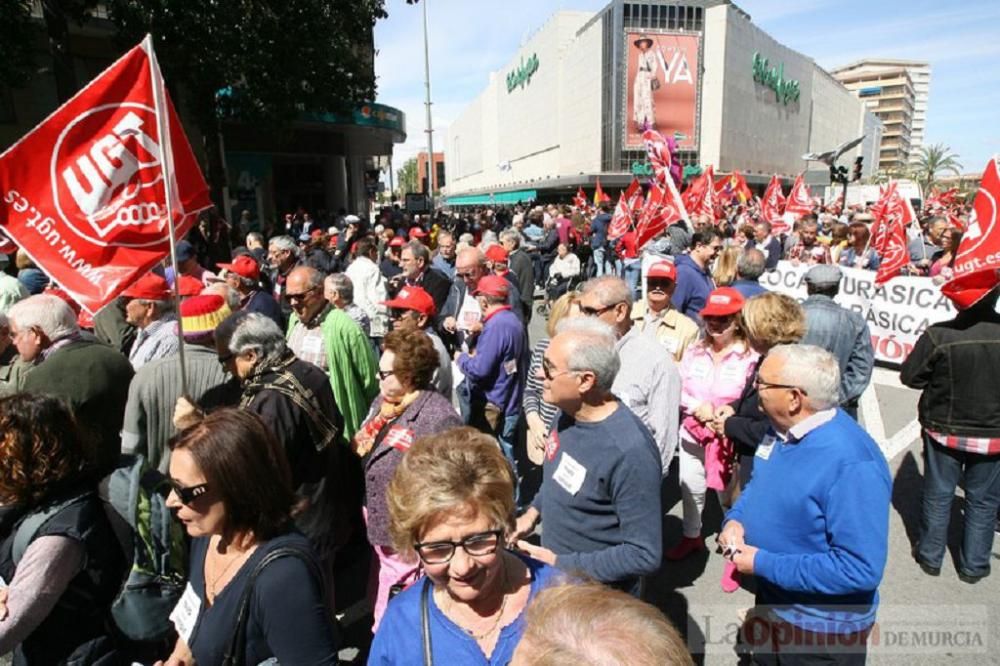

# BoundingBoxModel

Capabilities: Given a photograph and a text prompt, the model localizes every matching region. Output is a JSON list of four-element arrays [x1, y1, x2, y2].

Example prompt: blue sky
[[374, 0, 1000, 177]]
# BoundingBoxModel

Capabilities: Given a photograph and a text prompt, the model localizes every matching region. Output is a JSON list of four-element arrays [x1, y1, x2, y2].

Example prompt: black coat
[[723, 356, 770, 457]]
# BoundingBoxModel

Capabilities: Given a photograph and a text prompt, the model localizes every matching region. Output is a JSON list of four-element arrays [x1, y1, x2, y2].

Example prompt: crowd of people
[[0, 189, 995, 666]]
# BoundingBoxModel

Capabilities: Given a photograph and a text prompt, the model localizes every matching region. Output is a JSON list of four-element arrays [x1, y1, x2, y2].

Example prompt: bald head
[[456, 248, 487, 289]]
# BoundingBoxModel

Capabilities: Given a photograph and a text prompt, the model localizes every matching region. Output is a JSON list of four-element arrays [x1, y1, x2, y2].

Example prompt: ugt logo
[[52, 103, 167, 243]]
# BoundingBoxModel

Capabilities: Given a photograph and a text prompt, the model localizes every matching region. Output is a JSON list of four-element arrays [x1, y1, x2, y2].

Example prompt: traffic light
[[852, 156, 863, 182]]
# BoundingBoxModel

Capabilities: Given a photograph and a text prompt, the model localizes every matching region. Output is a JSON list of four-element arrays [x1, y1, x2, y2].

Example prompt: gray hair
[[554, 317, 620, 392], [737, 249, 767, 281], [580, 276, 634, 308], [499, 229, 521, 248], [202, 283, 241, 311], [403, 240, 430, 265], [268, 234, 301, 258], [324, 273, 354, 303], [8, 294, 79, 340], [0, 312, 8, 330], [229, 312, 287, 367], [768, 344, 840, 410], [246, 231, 264, 245]]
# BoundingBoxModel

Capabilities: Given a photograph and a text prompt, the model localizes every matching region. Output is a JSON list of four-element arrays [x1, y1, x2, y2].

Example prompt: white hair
[[202, 283, 241, 311], [555, 317, 620, 392], [768, 344, 840, 410], [229, 312, 287, 367], [581, 276, 634, 308], [268, 234, 301, 258], [8, 294, 79, 341]]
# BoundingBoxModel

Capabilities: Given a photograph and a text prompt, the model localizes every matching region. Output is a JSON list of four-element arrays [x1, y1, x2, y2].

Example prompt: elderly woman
[[546, 243, 581, 304], [0, 395, 127, 664], [368, 427, 558, 664], [159, 409, 338, 665], [221, 312, 360, 606], [712, 293, 806, 489], [353, 329, 462, 631], [668, 289, 759, 583]]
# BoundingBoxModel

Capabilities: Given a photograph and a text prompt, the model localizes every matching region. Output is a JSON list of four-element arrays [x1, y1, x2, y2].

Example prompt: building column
[[325, 155, 348, 213]]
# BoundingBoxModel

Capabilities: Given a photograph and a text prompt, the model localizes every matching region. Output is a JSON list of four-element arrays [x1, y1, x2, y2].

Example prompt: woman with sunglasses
[[352, 328, 462, 632], [368, 427, 558, 664], [158, 409, 339, 666]]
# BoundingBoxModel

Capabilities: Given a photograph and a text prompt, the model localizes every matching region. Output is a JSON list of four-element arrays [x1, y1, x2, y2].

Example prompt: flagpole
[[145, 34, 189, 397]]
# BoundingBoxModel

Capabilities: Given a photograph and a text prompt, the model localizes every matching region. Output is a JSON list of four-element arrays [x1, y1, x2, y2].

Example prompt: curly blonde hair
[[740, 292, 805, 351], [386, 427, 515, 559]]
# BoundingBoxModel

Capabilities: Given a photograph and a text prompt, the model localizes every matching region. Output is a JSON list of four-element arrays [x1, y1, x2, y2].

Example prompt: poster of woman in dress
[[625, 32, 700, 150]]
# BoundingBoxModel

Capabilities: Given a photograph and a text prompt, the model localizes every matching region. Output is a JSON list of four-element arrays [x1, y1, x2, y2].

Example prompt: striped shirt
[[925, 429, 1000, 456], [128, 317, 179, 370]]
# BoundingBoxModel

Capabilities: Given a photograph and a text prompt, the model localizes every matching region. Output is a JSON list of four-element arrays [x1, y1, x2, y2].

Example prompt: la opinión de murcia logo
[[52, 103, 169, 244]]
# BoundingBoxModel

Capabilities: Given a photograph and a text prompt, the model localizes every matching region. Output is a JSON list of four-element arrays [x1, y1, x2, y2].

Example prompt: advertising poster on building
[[624, 32, 699, 150], [761, 261, 957, 364]]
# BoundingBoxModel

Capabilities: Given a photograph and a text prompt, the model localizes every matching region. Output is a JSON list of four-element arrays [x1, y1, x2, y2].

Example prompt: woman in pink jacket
[[666, 288, 758, 591]]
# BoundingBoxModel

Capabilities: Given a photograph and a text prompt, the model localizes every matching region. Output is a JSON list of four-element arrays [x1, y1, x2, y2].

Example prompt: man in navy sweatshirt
[[512, 317, 662, 596], [672, 229, 723, 323], [721, 344, 891, 665]]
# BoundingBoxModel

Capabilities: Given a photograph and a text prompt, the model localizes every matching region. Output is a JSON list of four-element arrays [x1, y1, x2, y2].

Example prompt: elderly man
[[500, 228, 535, 318], [629, 261, 699, 363], [455, 275, 527, 474], [800, 264, 874, 419], [324, 273, 371, 337], [285, 265, 379, 444], [908, 216, 948, 275], [721, 344, 891, 664], [751, 220, 782, 270], [672, 229, 723, 322], [266, 234, 302, 321], [786, 217, 832, 265], [122, 294, 233, 472], [902, 287, 1000, 583], [442, 247, 524, 351], [731, 248, 769, 299], [9, 294, 134, 472], [121, 272, 178, 369], [430, 229, 457, 279], [217, 254, 283, 327], [391, 240, 450, 316], [0, 312, 30, 396], [513, 318, 662, 595], [579, 276, 681, 473], [383, 285, 452, 397]]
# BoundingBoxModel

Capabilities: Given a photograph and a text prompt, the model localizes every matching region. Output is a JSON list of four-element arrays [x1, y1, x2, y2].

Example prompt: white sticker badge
[[553, 452, 587, 496], [169, 582, 202, 645]]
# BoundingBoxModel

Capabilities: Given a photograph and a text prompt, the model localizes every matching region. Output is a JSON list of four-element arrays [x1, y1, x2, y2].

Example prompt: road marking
[[858, 368, 921, 462]]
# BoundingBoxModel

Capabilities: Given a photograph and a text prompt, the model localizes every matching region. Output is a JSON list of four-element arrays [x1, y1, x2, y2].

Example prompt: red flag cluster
[[608, 178, 643, 242], [942, 157, 1000, 309], [681, 166, 716, 220], [634, 129, 688, 248], [784, 174, 813, 218], [869, 182, 916, 286], [714, 170, 753, 206], [760, 175, 787, 232]]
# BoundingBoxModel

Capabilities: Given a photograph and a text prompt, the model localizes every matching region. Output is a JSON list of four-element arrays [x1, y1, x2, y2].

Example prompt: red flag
[[641, 128, 673, 188], [609, 178, 642, 241], [573, 187, 587, 209], [925, 187, 959, 212], [593, 178, 611, 206], [641, 128, 690, 231], [0, 36, 211, 314], [784, 174, 813, 218], [636, 183, 684, 248], [682, 166, 716, 220], [871, 183, 914, 286], [760, 175, 787, 232], [714, 171, 752, 206], [942, 157, 1000, 309]]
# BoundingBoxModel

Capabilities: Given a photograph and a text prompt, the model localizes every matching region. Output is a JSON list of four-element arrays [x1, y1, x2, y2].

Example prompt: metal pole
[[422, 0, 435, 211]]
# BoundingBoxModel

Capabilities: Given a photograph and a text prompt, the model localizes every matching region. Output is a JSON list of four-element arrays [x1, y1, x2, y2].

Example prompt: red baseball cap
[[310, 229, 324, 239], [647, 261, 677, 281], [382, 286, 437, 317], [176, 275, 204, 298], [217, 255, 260, 280], [388, 236, 406, 248], [484, 244, 509, 263], [123, 273, 171, 301], [473, 275, 510, 298], [409, 226, 428, 239], [700, 287, 745, 317]]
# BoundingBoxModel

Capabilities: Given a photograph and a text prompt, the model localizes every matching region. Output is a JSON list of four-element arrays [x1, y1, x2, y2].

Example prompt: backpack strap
[[221, 545, 325, 666], [12, 494, 91, 564], [421, 578, 434, 666]]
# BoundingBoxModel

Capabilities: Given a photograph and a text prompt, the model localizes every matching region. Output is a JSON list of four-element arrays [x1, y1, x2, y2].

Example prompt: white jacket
[[345, 256, 388, 337]]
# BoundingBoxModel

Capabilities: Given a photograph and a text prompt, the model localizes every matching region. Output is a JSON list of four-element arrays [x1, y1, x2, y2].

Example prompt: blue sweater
[[457, 307, 526, 416], [726, 410, 891, 634], [533, 403, 662, 587], [368, 555, 558, 665], [671, 254, 714, 322]]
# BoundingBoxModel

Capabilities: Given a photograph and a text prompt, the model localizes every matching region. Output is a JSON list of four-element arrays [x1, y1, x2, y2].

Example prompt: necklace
[[207, 542, 254, 600], [444, 560, 510, 641]]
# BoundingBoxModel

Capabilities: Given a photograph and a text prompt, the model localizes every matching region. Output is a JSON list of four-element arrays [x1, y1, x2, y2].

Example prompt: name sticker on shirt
[[553, 452, 587, 496], [169, 582, 202, 645], [689, 358, 712, 381], [301, 335, 324, 356], [384, 426, 415, 452], [755, 435, 776, 461], [661, 337, 680, 355], [503, 358, 518, 376]]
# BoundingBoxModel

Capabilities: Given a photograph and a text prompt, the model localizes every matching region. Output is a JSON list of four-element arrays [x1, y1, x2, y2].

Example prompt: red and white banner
[[681, 165, 715, 220], [784, 173, 813, 219], [760, 174, 787, 231], [636, 182, 684, 248], [871, 182, 915, 286], [942, 157, 1000, 309], [0, 35, 211, 314], [609, 178, 642, 242]]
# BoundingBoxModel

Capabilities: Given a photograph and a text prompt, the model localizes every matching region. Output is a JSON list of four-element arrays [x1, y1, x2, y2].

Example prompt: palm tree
[[911, 144, 963, 196]]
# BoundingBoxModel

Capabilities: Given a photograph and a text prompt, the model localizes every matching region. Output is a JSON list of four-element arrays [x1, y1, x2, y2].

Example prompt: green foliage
[[397, 157, 418, 195], [911, 143, 963, 194]]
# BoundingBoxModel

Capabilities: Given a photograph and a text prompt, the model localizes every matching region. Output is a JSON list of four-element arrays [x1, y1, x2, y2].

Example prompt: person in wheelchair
[[545, 243, 582, 306]]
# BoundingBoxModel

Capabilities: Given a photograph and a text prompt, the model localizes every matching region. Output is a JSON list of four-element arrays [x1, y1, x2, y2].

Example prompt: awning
[[444, 189, 537, 207]]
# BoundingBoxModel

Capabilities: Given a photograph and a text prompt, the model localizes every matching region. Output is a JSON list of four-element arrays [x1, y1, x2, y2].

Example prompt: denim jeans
[[592, 246, 607, 276], [623, 259, 642, 300], [918, 432, 1000, 577]]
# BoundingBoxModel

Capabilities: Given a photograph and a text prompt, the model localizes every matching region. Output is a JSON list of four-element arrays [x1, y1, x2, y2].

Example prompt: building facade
[[830, 59, 930, 172], [444, 0, 879, 204], [416, 151, 446, 194]]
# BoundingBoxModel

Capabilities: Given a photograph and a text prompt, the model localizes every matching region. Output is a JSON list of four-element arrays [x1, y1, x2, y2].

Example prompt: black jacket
[[901, 297, 1000, 437], [508, 250, 535, 321], [724, 356, 771, 457]]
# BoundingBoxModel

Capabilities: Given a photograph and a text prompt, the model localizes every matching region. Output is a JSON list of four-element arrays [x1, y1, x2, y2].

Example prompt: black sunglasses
[[169, 480, 209, 505], [580, 301, 621, 317]]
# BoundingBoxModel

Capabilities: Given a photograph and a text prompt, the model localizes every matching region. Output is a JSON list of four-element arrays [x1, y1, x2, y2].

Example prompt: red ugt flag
[[942, 157, 1000, 309], [0, 35, 211, 314], [609, 178, 642, 242], [573, 187, 587, 209], [682, 165, 715, 220], [871, 183, 913, 286], [636, 183, 684, 249], [784, 174, 813, 219], [760, 175, 787, 232]]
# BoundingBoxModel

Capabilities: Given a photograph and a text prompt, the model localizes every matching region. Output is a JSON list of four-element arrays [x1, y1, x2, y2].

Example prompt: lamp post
[[422, 0, 435, 211]]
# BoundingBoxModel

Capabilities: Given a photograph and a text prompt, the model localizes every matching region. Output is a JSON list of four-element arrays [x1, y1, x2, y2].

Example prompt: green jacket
[[287, 308, 378, 444]]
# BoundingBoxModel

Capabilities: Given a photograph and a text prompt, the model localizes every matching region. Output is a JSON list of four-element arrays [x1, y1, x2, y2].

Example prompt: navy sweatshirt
[[726, 410, 892, 634], [533, 402, 662, 587]]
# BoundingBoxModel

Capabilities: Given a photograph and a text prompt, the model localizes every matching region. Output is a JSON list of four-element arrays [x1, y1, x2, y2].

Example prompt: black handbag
[[651, 78, 661, 91], [222, 545, 326, 666]]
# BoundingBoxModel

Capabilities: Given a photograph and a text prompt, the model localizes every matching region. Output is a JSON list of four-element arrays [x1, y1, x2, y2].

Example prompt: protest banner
[[0, 35, 211, 314], [761, 261, 957, 364]]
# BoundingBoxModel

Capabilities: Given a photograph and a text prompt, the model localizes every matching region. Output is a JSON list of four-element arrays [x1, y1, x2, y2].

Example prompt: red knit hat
[[122, 273, 171, 301], [179, 294, 231, 335], [217, 255, 260, 280], [382, 286, 436, 317]]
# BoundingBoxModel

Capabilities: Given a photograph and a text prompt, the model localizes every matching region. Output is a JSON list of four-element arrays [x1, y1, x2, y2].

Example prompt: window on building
[[435, 162, 446, 189]]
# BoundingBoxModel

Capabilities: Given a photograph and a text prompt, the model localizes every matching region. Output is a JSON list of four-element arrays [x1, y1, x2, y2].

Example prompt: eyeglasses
[[377, 369, 395, 380], [579, 301, 622, 317], [414, 530, 503, 565], [754, 375, 808, 394], [541, 357, 580, 381], [647, 279, 674, 291], [286, 286, 319, 301], [456, 270, 477, 279], [168, 480, 209, 505]]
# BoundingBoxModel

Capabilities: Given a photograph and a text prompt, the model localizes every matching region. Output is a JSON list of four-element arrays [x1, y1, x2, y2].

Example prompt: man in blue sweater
[[721, 344, 891, 664], [513, 318, 662, 597], [672, 228, 722, 323]]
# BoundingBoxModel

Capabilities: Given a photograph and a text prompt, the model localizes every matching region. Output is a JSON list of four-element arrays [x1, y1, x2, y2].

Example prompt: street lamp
[[421, 0, 435, 211]]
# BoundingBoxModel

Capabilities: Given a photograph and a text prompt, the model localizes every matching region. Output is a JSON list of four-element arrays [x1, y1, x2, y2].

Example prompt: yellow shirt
[[630, 301, 700, 363]]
